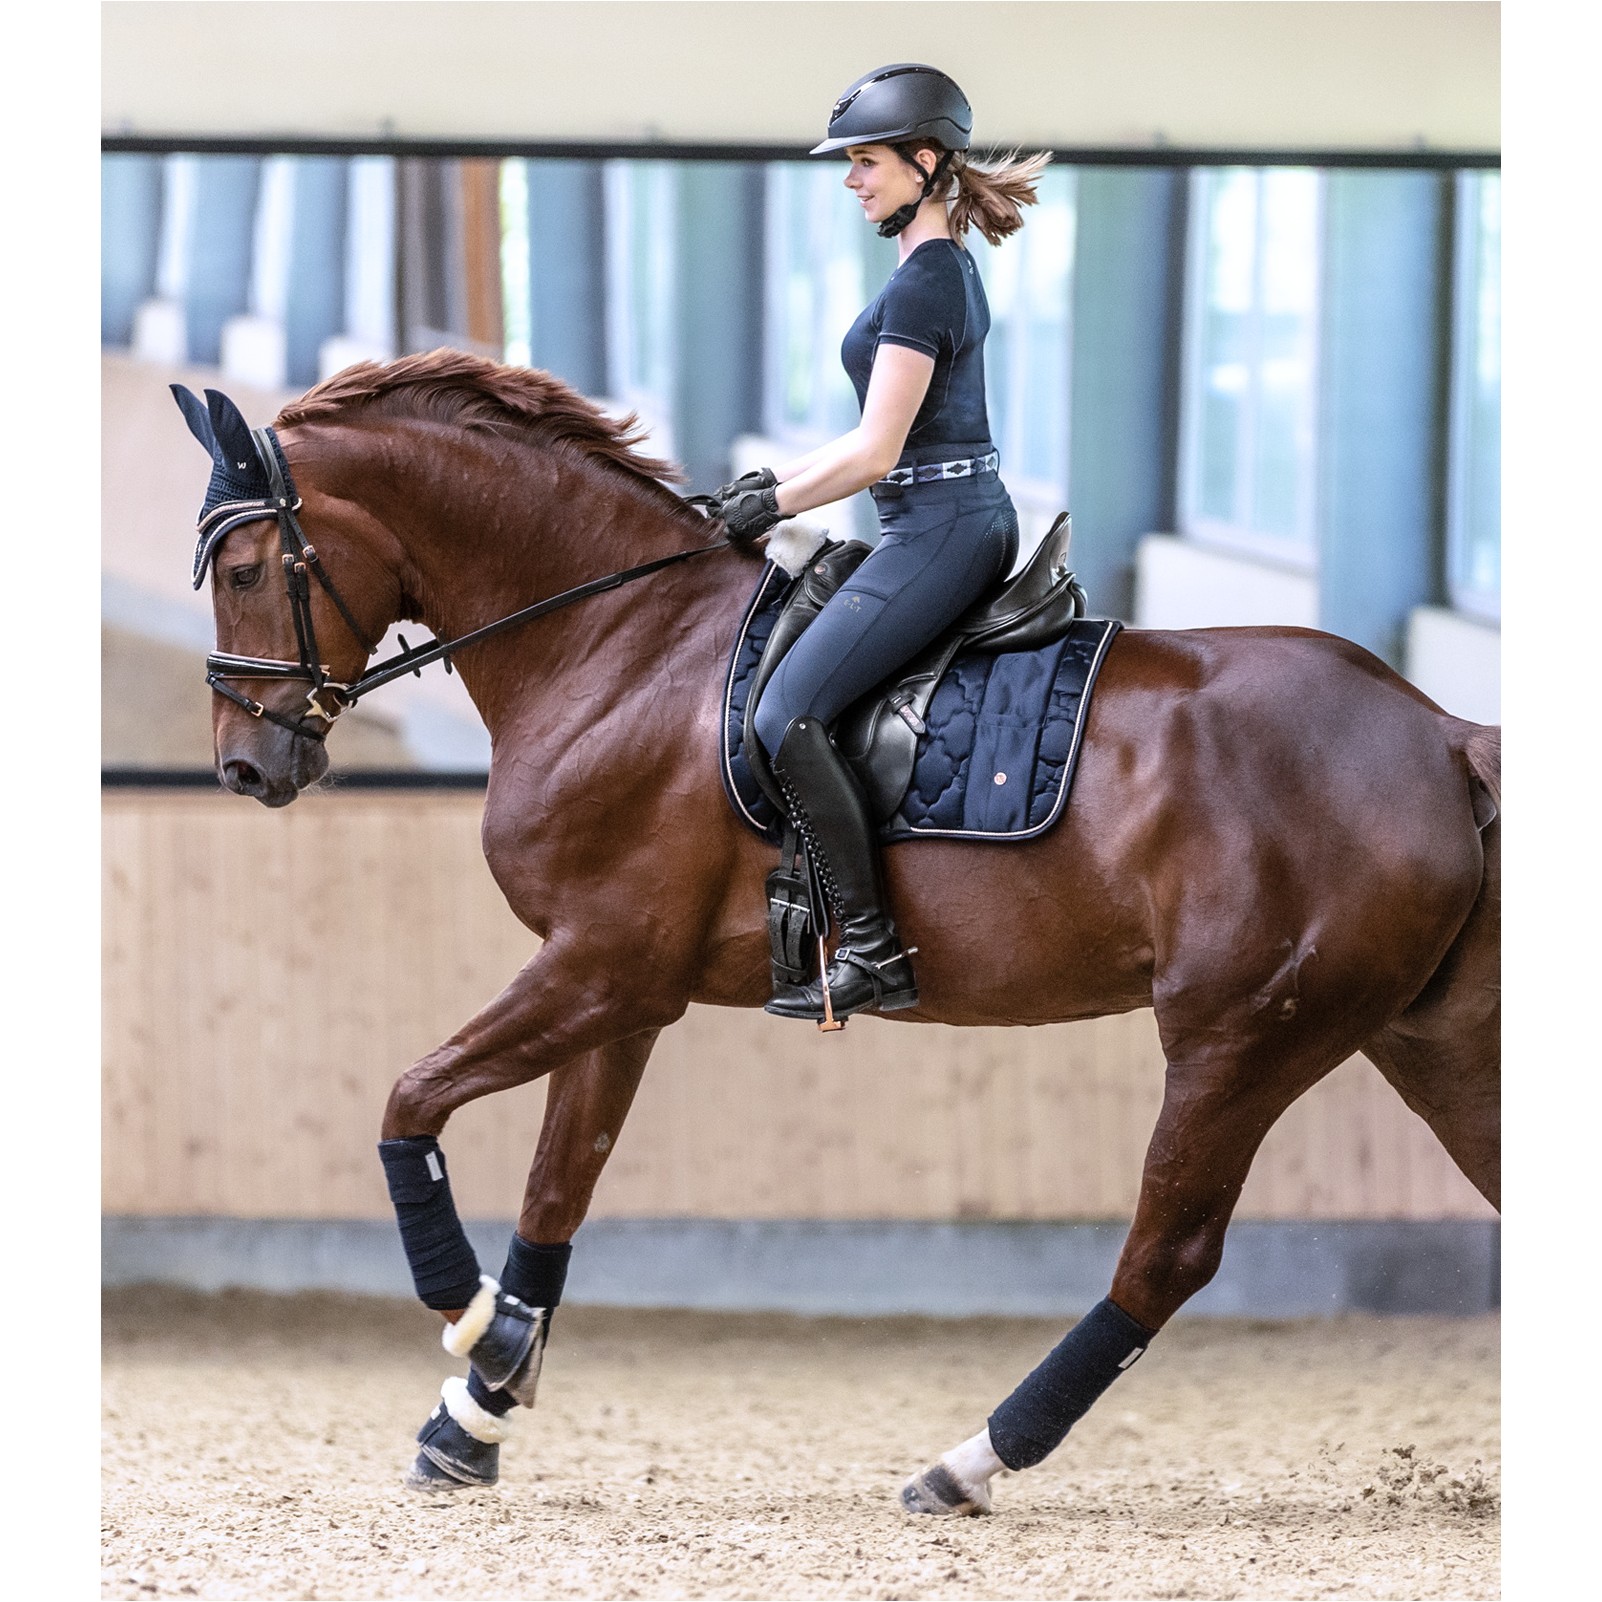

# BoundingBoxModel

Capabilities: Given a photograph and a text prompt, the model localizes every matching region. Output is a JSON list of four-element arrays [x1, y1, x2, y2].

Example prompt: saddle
[[742, 512, 1088, 825]]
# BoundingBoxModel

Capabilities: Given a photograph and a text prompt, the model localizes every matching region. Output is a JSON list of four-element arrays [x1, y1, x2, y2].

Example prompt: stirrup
[[764, 940, 919, 1026]]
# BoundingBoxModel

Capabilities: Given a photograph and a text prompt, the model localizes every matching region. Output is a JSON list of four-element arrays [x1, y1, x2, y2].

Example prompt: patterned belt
[[876, 448, 1000, 489]]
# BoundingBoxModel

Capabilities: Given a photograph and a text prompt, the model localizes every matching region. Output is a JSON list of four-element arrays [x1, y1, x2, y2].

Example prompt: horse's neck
[[371, 429, 736, 740]]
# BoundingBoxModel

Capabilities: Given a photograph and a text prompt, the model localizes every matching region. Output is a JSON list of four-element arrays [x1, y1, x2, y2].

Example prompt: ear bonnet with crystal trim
[[173, 384, 296, 588]]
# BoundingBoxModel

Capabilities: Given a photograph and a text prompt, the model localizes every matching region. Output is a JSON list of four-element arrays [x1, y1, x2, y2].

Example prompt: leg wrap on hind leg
[[378, 1136, 482, 1311], [986, 1298, 1156, 1470]]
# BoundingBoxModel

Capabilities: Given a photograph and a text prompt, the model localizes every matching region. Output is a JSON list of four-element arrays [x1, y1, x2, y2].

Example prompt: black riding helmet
[[813, 64, 972, 238], [810, 63, 973, 155]]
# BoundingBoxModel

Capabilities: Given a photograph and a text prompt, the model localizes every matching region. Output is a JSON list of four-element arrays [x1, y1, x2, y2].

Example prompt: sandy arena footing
[[103, 1289, 1498, 1600]]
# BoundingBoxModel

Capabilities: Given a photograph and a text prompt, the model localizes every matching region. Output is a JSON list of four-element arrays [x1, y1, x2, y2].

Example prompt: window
[[603, 160, 679, 449], [1179, 167, 1322, 561], [762, 162, 896, 538], [1446, 171, 1500, 621], [971, 166, 1075, 509], [499, 158, 532, 367], [763, 162, 893, 441]]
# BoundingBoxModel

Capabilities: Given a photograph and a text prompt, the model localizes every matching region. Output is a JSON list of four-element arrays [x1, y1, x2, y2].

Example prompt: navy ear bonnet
[[172, 384, 295, 589]]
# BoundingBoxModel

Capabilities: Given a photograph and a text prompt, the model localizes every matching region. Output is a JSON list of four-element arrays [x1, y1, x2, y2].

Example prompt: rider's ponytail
[[896, 144, 1052, 246]]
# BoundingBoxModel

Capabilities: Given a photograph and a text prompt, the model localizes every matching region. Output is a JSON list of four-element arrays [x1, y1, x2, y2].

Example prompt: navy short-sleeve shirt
[[840, 239, 993, 452]]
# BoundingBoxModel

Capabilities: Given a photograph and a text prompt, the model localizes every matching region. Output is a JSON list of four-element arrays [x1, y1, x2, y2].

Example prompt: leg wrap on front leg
[[377, 1136, 482, 1311], [986, 1298, 1156, 1470]]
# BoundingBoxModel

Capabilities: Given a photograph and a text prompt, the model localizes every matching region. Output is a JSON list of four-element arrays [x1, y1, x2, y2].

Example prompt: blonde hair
[[896, 143, 1052, 246]]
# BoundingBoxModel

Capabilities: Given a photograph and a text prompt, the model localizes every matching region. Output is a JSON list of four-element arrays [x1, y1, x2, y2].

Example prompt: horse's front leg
[[402, 1028, 657, 1492], [374, 934, 680, 1490]]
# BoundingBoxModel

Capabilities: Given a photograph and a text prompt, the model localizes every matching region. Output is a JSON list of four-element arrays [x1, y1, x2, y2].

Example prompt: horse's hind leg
[[1363, 821, 1500, 1209], [903, 1029, 1351, 1518], [404, 1031, 656, 1492], [1363, 1023, 1499, 1210]]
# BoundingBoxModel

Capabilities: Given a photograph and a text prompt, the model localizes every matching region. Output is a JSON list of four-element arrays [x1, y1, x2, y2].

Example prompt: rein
[[203, 427, 731, 742]]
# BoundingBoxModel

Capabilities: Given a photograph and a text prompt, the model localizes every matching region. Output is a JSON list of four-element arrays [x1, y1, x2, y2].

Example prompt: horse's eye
[[229, 564, 263, 591]]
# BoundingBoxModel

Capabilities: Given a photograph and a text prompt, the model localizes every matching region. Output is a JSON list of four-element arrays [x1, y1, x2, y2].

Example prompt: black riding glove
[[715, 466, 779, 500], [716, 484, 784, 543]]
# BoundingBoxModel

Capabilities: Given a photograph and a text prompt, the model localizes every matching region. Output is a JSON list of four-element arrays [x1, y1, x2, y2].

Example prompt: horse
[[178, 349, 1499, 1511]]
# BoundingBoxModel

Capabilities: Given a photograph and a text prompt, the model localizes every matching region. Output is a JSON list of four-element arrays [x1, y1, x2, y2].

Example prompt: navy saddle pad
[[720, 563, 1122, 845]]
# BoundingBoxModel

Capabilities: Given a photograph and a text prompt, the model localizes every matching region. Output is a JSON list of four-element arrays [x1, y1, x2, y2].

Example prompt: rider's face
[[844, 144, 931, 225]]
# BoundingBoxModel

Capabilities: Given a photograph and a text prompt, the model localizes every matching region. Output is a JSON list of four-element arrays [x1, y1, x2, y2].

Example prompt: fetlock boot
[[764, 715, 918, 1022]]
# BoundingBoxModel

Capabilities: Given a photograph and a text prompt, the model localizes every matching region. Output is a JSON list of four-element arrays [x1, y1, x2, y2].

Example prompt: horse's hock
[[103, 783, 1496, 1278]]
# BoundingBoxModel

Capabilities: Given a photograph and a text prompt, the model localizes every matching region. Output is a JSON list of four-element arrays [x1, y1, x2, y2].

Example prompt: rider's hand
[[715, 466, 778, 501], [715, 484, 784, 543]]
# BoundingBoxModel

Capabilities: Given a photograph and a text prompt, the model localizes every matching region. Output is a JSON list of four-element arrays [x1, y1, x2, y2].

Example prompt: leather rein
[[202, 426, 730, 743]]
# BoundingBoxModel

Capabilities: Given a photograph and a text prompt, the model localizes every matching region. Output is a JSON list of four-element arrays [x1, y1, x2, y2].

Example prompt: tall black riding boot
[[765, 715, 919, 1022]]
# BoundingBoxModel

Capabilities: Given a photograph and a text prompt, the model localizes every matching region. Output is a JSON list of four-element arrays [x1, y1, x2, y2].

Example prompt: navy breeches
[[753, 468, 1019, 760]]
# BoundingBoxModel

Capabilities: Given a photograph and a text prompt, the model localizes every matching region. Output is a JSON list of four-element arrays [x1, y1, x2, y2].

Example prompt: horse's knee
[[1111, 1220, 1228, 1328]]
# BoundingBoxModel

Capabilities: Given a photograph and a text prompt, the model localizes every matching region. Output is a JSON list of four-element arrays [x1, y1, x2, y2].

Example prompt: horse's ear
[[171, 384, 219, 457], [204, 388, 260, 478]]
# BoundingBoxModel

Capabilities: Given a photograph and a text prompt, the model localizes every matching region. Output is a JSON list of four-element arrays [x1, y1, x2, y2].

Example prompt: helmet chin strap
[[877, 149, 954, 239]]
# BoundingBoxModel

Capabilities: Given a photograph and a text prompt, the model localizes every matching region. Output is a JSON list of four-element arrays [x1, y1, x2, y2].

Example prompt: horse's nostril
[[223, 758, 265, 795]]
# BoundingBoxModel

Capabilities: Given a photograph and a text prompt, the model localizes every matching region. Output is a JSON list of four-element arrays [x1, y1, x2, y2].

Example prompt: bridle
[[201, 426, 731, 743]]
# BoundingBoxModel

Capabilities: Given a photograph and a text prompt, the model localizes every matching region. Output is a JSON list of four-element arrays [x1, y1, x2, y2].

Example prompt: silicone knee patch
[[986, 1298, 1156, 1470], [377, 1136, 482, 1311]]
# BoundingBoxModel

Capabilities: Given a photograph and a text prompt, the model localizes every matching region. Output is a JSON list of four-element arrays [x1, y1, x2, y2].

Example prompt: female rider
[[712, 62, 1050, 1023]]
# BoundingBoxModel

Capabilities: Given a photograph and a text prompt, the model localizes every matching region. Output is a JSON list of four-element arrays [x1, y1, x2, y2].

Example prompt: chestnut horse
[[188, 351, 1499, 1505]]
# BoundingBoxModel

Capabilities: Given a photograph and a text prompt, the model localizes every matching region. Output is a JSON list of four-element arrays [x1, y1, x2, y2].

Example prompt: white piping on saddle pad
[[765, 520, 831, 577]]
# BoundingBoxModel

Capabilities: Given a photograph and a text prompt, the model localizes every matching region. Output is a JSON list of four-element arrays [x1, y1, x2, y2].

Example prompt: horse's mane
[[276, 349, 700, 525]]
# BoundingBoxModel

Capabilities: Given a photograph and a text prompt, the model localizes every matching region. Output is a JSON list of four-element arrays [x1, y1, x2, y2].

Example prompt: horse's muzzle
[[218, 722, 328, 806]]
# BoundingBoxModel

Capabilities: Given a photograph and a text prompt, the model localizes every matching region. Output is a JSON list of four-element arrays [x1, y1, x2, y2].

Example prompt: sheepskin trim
[[765, 520, 830, 577], [441, 1275, 500, 1357], [440, 1375, 514, 1444]]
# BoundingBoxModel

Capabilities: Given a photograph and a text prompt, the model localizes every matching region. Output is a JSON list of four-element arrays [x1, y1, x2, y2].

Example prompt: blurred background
[[102, 3, 1500, 1317]]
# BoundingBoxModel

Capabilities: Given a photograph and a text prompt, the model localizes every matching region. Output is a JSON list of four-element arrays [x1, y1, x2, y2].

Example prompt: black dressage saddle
[[743, 511, 1087, 822]]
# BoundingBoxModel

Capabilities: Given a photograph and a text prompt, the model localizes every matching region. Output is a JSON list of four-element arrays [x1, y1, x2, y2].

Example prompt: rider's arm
[[772, 343, 935, 518]]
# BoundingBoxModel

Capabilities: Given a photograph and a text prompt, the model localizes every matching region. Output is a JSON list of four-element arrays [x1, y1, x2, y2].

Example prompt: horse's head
[[173, 384, 397, 806]]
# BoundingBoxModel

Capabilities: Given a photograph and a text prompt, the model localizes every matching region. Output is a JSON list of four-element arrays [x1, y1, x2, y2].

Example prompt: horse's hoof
[[405, 1389, 504, 1491], [900, 1461, 991, 1516], [405, 1445, 497, 1492]]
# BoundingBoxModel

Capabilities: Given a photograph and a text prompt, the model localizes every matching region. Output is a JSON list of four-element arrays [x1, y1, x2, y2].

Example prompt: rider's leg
[[766, 710, 920, 1018], [753, 477, 1015, 1019]]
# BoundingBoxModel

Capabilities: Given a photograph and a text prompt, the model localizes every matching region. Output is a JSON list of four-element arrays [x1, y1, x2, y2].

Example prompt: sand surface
[[103, 1289, 1498, 1600]]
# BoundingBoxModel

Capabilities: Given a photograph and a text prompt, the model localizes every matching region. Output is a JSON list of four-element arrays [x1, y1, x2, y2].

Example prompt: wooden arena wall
[[102, 789, 1496, 1224]]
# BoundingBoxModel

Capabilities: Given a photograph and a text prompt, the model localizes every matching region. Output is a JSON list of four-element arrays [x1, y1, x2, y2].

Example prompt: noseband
[[202, 427, 730, 743]]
